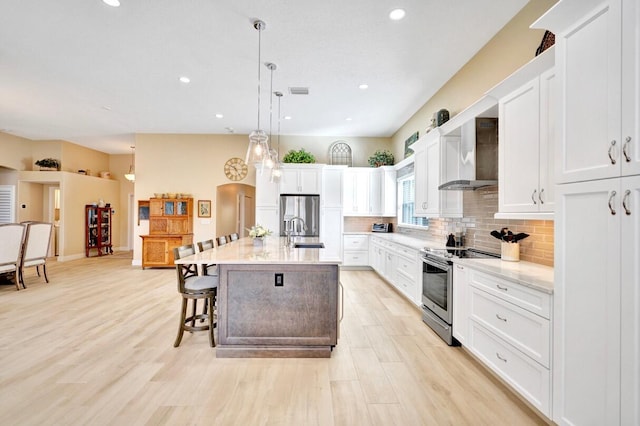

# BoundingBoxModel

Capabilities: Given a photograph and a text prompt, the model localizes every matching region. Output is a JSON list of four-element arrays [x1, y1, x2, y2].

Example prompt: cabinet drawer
[[343, 235, 369, 250], [470, 287, 550, 367], [469, 321, 550, 416], [396, 255, 417, 281], [468, 269, 551, 319], [343, 251, 369, 266], [395, 271, 418, 303]]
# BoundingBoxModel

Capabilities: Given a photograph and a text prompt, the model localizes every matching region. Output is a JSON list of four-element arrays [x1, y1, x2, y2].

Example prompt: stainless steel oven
[[421, 250, 456, 345], [420, 248, 500, 346]]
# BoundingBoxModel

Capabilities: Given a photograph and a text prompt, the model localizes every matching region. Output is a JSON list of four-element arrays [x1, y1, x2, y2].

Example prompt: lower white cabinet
[[368, 236, 421, 305], [342, 234, 369, 266], [464, 267, 552, 417], [452, 264, 469, 345]]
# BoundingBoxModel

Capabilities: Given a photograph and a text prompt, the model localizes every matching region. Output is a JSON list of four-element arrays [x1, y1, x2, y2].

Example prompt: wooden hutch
[[85, 204, 113, 257], [140, 197, 193, 269]]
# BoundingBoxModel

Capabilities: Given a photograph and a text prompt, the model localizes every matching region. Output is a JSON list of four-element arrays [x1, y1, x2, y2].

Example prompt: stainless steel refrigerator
[[279, 195, 320, 237]]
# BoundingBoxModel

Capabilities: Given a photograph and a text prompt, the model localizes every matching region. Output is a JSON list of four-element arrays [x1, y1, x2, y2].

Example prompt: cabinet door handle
[[496, 353, 508, 363], [608, 140, 617, 165], [496, 314, 507, 322], [622, 190, 631, 215], [496, 284, 508, 291], [538, 188, 544, 204], [456, 265, 464, 270], [531, 189, 537, 205], [608, 191, 617, 215], [623, 136, 632, 162]]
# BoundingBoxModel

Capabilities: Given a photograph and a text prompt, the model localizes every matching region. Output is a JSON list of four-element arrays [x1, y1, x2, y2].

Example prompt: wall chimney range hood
[[439, 115, 499, 191]]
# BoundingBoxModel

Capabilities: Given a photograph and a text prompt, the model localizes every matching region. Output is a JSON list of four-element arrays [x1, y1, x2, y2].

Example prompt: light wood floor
[[0, 254, 547, 425]]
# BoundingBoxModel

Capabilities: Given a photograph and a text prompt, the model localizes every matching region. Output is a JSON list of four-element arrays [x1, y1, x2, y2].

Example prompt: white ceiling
[[0, 0, 528, 154]]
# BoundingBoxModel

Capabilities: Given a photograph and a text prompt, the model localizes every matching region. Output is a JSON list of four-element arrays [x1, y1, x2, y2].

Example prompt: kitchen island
[[174, 237, 341, 358]]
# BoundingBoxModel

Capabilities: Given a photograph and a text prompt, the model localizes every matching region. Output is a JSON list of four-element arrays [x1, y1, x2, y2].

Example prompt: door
[[622, 0, 640, 177]]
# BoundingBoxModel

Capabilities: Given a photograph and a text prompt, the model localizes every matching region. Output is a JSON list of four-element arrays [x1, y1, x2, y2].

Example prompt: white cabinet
[[534, 0, 640, 423], [554, 176, 640, 426], [414, 133, 463, 218], [343, 167, 396, 216], [497, 68, 556, 218], [466, 267, 552, 417], [342, 234, 369, 266], [279, 165, 321, 194], [319, 167, 343, 262], [255, 164, 280, 234], [368, 236, 421, 306], [552, 0, 640, 183], [452, 263, 469, 345]]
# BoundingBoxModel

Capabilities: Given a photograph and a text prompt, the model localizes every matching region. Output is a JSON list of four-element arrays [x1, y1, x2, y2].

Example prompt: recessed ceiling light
[[102, 0, 121, 7], [389, 8, 406, 20], [346, 117, 353, 121], [179, 76, 190, 83], [284, 116, 292, 120], [359, 84, 369, 90], [215, 113, 224, 119]]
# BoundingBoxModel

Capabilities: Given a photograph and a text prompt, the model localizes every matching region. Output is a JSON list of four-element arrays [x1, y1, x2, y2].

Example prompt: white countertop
[[452, 257, 554, 294], [174, 236, 339, 265], [345, 231, 554, 294]]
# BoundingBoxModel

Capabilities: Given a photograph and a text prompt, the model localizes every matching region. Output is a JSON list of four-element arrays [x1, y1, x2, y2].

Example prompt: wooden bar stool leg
[[191, 299, 197, 327], [174, 297, 188, 347]]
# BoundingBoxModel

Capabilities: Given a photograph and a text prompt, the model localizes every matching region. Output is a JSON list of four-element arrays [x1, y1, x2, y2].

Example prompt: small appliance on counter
[[371, 223, 391, 233]]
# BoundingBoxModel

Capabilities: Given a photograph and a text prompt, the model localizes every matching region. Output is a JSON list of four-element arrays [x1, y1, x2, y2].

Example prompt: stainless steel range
[[420, 247, 500, 345]]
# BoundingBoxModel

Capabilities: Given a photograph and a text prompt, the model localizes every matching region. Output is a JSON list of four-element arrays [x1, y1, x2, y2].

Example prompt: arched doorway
[[215, 183, 255, 238]]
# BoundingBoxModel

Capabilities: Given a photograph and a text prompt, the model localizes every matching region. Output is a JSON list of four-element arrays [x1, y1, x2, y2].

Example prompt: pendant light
[[124, 145, 135, 182], [270, 91, 283, 183], [245, 19, 270, 167], [264, 62, 278, 171]]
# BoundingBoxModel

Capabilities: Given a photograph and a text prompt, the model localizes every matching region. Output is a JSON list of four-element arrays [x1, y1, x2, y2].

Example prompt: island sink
[[294, 242, 325, 248]]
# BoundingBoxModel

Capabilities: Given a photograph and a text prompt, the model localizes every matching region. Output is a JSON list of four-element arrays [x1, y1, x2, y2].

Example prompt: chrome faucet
[[285, 216, 307, 247]]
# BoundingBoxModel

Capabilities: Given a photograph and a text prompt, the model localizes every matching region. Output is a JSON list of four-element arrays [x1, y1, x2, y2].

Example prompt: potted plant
[[282, 148, 316, 163], [368, 149, 394, 167], [35, 158, 61, 171]]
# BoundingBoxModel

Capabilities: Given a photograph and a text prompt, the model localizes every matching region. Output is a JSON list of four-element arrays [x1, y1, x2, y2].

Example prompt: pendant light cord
[[255, 21, 263, 130]]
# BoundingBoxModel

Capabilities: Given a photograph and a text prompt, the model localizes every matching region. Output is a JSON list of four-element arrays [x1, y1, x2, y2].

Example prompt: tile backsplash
[[344, 187, 554, 267]]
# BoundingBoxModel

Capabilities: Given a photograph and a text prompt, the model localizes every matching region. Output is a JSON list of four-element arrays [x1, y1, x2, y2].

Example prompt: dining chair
[[0, 223, 26, 290], [229, 233, 239, 241], [173, 244, 218, 347], [216, 235, 228, 246], [19, 222, 53, 287]]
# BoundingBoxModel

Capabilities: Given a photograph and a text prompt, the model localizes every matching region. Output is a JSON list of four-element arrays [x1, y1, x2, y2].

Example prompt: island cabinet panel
[[217, 264, 339, 357]]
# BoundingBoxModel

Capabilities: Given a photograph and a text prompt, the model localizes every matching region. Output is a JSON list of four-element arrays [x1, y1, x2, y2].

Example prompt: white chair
[[0, 223, 26, 290], [19, 222, 53, 287]]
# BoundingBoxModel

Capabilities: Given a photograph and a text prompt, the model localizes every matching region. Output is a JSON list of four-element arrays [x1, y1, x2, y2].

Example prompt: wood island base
[[216, 263, 340, 358]]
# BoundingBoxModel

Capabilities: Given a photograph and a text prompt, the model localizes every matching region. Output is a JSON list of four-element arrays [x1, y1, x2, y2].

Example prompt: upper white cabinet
[[321, 166, 345, 208], [279, 164, 321, 194], [487, 47, 555, 219], [548, 0, 640, 183], [414, 131, 463, 218], [255, 165, 280, 233], [343, 167, 396, 217]]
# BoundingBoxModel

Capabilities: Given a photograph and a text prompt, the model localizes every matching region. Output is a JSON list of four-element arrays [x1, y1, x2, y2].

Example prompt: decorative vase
[[253, 237, 264, 247]]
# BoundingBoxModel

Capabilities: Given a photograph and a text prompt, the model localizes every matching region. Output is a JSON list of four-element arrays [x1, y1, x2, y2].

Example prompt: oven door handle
[[422, 257, 451, 271]]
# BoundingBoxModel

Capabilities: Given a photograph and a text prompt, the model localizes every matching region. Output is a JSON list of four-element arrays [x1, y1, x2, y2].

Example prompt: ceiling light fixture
[[389, 8, 406, 20], [124, 145, 135, 182], [284, 116, 292, 120], [245, 19, 270, 167], [264, 62, 278, 171], [179, 76, 190, 83], [215, 113, 224, 118], [359, 84, 369, 90], [102, 0, 121, 7], [346, 117, 353, 121], [270, 91, 284, 183]]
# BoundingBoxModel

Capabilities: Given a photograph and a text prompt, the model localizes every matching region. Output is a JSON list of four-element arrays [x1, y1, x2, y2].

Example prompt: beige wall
[[391, 0, 557, 159], [60, 141, 110, 175], [0, 132, 34, 171]]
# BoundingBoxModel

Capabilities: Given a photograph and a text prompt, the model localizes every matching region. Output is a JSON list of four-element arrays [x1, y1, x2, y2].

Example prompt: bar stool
[[216, 235, 228, 246], [229, 233, 239, 241], [173, 244, 218, 347]]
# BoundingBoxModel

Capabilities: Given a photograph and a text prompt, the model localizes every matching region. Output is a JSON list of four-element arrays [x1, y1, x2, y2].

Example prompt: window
[[397, 174, 428, 227]]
